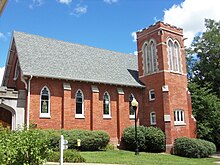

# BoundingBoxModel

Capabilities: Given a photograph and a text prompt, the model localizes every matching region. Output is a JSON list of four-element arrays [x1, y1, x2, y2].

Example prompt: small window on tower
[[149, 89, 155, 101], [174, 109, 185, 125]]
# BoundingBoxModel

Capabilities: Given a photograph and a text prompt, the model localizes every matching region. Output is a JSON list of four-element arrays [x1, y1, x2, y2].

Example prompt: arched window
[[174, 42, 181, 72], [143, 40, 157, 74], [75, 89, 84, 118], [40, 86, 50, 118], [167, 39, 181, 72], [129, 94, 135, 119], [144, 44, 150, 74], [103, 92, 111, 118], [13, 60, 19, 80], [168, 40, 173, 71], [150, 112, 156, 125], [150, 41, 157, 72]]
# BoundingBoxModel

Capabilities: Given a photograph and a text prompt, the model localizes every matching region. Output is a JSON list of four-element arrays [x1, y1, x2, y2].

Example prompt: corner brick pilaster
[[62, 82, 72, 129]]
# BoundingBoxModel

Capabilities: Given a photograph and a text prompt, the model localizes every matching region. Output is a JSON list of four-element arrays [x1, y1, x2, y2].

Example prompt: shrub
[[122, 126, 146, 151], [48, 150, 86, 163], [63, 130, 110, 151], [174, 137, 216, 158], [44, 129, 110, 151], [0, 128, 52, 165], [104, 143, 115, 151], [144, 127, 165, 152], [122, 126, 165, 152]]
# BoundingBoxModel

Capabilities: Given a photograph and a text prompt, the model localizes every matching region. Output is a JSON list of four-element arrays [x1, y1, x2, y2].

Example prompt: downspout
[[27, 75, 33, 129]]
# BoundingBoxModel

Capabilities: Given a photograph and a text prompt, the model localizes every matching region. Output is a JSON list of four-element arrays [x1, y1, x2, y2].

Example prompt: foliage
[[144, 127, 165, 152], [122, 126, 165, 152], [45, 129, 110, 151], [0, 127, 52, 165], [47, 150, 86, 163], [122, 126, 146, 151], [173, 137, 216, 158], [79, 150, 217, 165], [189, 82, 220, 147], [104, 143, 115, 151], [186, 19, 220, 148], [187, 19, 220, 97]]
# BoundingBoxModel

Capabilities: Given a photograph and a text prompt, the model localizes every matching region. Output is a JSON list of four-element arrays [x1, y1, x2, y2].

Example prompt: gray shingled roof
[[13, 31, 144, 87]]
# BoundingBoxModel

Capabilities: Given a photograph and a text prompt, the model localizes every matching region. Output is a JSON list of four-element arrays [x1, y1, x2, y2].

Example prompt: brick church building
[[0, 22, 196, 152]]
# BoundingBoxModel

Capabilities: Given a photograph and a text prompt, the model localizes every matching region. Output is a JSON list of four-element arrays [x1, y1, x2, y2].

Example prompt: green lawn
[[80, 150, 219, 165]]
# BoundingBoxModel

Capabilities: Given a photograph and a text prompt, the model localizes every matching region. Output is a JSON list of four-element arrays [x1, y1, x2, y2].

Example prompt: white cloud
[[57, 0, 72, 5], [163, 0, 220, 47], [0, 67, 5, 86], [133, 51, 138, 55], [29, 0, 44, 9], [131, 32, 137, 42], [104, 0, 118, 4], [0, 32, 6, 40], [70, 5, 87, 16]]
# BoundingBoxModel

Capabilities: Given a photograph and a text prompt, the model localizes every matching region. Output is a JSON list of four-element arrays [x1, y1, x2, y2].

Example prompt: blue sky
[[0, 0, 220, 83], [0, 0, 183, 67]]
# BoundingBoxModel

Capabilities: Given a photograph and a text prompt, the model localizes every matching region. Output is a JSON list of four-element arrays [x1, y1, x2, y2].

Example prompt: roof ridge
[[13, 31, 137, 58]]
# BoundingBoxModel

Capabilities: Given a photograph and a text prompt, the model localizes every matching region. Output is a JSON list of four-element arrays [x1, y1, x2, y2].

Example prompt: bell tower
[[136, 22, 196, 152]]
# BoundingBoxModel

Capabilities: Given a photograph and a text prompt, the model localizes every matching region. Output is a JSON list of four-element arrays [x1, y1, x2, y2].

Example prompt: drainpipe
[[27, 75, 33, 129]]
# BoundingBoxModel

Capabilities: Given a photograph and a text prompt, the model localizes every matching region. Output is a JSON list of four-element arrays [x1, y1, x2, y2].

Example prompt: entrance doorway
[[0, 107, 12, 129]]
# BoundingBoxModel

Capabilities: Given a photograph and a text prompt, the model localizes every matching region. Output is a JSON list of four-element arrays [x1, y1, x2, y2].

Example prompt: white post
[[60, 135, 64, 165]]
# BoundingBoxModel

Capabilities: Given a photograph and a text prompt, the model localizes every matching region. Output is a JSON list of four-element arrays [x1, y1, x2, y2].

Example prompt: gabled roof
[[13, 31, 144, 88]]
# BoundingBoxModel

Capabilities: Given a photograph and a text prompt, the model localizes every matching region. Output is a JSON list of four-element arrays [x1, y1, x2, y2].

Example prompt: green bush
[[144, 127, 165, 152], [122, 126, 165, 152], [0, 127, 52, 165], [48, 150, 86, 163], [174, 137, 216, 158], [63, 130, 110, 151], [44, 129, 110, 151], [122, 126, 146, 151]]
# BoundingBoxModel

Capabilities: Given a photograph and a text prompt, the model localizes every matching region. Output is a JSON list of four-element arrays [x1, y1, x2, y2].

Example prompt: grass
[[79, 150, 219, 165]]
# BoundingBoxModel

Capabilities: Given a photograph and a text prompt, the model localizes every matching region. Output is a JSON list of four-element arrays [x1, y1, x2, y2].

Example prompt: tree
[[187, 19, 220, 148], [189, 19, 220, 97], [189, 82, 220, 148]]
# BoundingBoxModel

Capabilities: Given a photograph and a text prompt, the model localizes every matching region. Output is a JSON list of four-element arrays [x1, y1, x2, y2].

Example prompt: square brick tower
[[136, 22, 196, 152]]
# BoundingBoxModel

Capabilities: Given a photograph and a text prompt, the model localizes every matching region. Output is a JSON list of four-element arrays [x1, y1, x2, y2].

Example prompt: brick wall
[[28, 77, 143, 144], [136, 22, 196, 152]]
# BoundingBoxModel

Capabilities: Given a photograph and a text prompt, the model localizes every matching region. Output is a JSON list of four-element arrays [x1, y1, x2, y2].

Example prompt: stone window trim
[[149, 89, 155, 101], [150, 111, 156, 125], [103, 91, 111, 119], [75, 89, 85, 119], [142, 39, 158, 75], [40, 86, 51, 118], [167, 38, 182, 73], [174, 109, 185, 125], [13, 60, 19, 80]]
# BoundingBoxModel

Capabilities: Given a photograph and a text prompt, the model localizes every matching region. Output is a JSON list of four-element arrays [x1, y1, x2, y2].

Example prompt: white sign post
[[60, 135, 68, 165]]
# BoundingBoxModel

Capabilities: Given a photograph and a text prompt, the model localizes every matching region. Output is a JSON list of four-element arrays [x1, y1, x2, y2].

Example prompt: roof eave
[[23, 73, 145, 88]]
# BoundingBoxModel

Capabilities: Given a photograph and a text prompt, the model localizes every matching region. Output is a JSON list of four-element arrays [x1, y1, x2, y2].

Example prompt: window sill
[[129, 115, 135, 120], [149, 99, 155, 102], [75, 115, 85, 119], [174, 122, 186, 126], [39, 115, 51, 119], [103, 115, 112, 119], [150, 123, 156, 126], [170, 71, 183, 75]]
